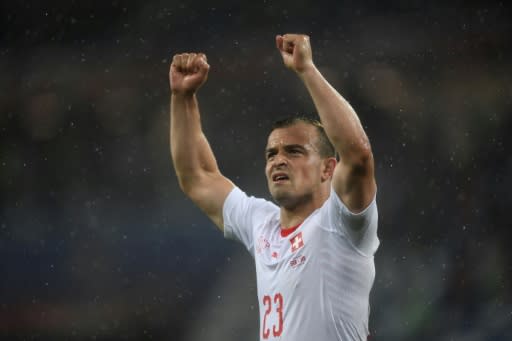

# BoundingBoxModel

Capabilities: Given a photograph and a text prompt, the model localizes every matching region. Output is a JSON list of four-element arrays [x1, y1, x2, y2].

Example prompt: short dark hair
[[270, 116, 336, 158]]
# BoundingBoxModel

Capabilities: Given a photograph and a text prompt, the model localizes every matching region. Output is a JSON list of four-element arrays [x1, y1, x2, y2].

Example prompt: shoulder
[[315, 187, 379, 256], [223, 186, 279, 221], [318, 186, 378, 231], [223, 187, 280, 247]]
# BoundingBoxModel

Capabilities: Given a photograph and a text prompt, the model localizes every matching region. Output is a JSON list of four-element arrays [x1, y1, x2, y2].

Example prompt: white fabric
[[223, 186, 379, 341]]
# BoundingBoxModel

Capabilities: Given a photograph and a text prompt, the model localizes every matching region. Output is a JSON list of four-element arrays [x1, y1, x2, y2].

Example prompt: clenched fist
[[169, 53, 210, 95], [276, 34, 314, 73]]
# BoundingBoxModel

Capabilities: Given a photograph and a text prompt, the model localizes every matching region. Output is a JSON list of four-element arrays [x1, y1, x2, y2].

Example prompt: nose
[[272, 154, 287, 168]]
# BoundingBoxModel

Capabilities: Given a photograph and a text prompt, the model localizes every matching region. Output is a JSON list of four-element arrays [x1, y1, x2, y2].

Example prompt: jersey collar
[[280, 223, 302, 237]]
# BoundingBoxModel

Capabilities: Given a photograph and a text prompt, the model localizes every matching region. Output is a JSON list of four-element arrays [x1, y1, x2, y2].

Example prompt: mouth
[[272, 173, 290, 183]]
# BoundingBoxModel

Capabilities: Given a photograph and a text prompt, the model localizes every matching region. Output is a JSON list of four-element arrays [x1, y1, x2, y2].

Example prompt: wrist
[[296, 62, 318, 79], [171, 90, 197, 100]]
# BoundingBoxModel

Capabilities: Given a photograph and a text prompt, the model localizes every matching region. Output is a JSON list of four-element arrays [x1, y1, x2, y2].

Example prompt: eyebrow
[[265, 144, 307, 154]]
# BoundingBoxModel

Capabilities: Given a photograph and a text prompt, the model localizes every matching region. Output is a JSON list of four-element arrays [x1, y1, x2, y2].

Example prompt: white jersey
[[223, 186, 379, 341]]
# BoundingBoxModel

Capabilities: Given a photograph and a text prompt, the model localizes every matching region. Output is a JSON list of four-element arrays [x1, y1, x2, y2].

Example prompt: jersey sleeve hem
[[330, 187, 380, 257], [222, 186, 243, 240], [333, 187, 377, 217]]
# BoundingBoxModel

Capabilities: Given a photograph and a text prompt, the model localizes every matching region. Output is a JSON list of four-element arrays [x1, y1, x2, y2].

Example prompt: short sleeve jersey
[[223, 186, 379, 341]]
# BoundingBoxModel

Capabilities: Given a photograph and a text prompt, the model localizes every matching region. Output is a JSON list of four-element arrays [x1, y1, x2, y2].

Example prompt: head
[[265, 116, 336, 210]]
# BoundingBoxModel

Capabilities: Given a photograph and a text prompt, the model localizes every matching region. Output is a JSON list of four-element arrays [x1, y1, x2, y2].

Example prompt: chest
[[253, 223, 328, 288]]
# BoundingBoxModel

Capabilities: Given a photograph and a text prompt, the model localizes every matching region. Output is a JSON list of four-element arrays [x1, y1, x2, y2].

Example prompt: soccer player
[[170, 34, 379, 341]]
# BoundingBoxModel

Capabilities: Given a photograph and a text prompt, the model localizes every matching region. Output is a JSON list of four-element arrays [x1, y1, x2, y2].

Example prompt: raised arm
[[276, 34, 376, 213], [169, 53, 234, 230]]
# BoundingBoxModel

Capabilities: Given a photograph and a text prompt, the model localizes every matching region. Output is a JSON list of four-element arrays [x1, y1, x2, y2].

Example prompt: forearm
[[170, 93, 220, 189], [300, 66, 371, 162]]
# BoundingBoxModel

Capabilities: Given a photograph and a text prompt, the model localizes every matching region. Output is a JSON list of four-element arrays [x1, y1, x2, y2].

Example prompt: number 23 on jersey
[[262, 293, 283, 339]]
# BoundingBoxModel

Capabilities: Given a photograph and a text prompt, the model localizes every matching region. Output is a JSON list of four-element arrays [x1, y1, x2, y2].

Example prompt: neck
[[279, 186, 330, 228]]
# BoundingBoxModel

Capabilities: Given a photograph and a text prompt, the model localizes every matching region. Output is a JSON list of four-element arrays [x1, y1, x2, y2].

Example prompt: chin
[[271, 190, 300, 209], [270, 189, 291, 205], [272, 188, 315, 209]]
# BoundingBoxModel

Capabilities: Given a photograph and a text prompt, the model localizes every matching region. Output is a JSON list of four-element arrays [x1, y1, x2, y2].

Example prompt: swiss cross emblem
[[290, 232, 304, 252]]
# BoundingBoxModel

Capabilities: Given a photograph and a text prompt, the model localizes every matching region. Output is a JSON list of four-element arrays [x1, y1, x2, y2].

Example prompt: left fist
[[276, 34, 314, 73]]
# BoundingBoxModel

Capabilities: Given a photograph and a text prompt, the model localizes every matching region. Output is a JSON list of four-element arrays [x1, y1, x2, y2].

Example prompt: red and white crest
[[290, 232, 304, 252]]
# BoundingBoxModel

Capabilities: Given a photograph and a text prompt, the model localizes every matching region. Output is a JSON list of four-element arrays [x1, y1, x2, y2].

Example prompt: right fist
[[169, 53, 209, 95]]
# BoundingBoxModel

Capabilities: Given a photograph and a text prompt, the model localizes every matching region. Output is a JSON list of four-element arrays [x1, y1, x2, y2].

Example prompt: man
[[170, 34, 379, 341]]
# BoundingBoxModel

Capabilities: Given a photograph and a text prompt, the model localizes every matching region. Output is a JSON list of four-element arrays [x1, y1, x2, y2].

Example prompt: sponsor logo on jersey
[[290, 255, 306, 268], [290, 232, 304, 252]]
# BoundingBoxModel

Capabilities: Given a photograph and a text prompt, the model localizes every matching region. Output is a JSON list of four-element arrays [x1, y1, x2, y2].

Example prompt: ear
[[321, 157, 337, 182]]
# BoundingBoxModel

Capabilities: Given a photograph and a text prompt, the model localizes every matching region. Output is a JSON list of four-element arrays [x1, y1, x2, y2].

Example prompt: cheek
[[303, 164, 321, 181], [264, 165, 271, 179], [297, 167, 313, 182]]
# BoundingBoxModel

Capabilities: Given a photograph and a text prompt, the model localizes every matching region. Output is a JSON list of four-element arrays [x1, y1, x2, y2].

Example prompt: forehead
[[266, 122, 318, 149]]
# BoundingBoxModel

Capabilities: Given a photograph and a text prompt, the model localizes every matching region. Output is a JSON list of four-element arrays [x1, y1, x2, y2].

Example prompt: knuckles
[[171, 52, 208, 71], [282, 33, 309, 42]]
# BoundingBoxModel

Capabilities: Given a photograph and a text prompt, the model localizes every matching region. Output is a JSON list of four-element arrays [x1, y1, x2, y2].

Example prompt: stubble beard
[[270, 186, 313, 210]]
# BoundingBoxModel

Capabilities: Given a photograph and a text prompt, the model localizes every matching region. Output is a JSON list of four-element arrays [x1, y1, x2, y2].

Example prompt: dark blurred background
[[1, 0, 511, 340]]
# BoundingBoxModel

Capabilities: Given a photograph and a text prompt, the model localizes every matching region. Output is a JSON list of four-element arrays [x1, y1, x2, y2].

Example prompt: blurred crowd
[[1, 1, 511, 340]]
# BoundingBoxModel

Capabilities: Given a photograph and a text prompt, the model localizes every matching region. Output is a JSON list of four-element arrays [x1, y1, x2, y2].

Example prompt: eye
[[288, 148, 302, 155]]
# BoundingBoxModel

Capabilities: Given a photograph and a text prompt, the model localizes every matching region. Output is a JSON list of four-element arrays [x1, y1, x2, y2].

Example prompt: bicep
[[332, 152, 376, 215], [183, 173, 235, 231]]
